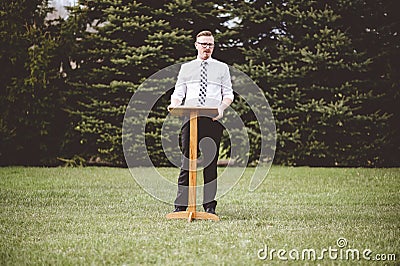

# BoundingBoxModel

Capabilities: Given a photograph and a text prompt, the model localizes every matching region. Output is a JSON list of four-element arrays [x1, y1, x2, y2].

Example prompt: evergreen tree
[[65, 0, 232, 165], [0, 0, 67, 165], [332, 0, 399, 165], [232, 0, 390, 166]]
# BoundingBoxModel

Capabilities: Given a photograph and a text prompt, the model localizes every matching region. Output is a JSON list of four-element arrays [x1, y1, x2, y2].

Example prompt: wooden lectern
[[166, 106, 220, 222]]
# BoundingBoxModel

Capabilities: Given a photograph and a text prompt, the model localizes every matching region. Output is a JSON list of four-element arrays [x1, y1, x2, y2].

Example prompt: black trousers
[[174, 117, 223, 210]]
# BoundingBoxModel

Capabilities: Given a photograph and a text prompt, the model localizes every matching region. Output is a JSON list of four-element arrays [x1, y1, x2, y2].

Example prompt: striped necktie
[[198, 61, 207, 106]]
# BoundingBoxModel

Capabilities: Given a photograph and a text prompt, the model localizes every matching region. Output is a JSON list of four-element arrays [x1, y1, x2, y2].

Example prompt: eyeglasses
[[196, 42, 215, 48]]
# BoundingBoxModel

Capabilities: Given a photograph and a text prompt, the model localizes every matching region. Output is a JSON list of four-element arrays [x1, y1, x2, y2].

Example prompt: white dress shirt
[[171, 57, 234, 107]]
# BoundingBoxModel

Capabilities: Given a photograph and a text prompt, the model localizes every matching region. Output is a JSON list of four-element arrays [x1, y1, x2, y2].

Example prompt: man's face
[[195, 35, 215, 60]]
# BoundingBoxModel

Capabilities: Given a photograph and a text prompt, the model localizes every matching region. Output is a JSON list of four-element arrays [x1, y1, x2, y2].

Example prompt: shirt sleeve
[[221, 64, 234, 101], [170, 64, 187, 104]]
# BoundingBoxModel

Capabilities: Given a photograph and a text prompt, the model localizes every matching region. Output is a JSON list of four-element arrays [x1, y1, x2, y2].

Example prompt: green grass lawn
[[0, 166, 399, 265]]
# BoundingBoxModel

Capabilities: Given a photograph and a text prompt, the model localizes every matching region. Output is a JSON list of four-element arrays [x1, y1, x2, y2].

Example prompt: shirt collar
[[196, 56, 214, 63]]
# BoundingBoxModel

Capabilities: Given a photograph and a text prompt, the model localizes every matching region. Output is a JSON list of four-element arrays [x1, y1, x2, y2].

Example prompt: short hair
[[196, 30, 213, 39]]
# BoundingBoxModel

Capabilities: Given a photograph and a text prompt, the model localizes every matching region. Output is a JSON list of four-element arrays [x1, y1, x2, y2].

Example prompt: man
[[168, 30, 234, 214]]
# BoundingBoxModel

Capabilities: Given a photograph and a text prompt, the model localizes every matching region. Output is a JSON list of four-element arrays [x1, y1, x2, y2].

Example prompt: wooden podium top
[[169, 106, 218, 117]]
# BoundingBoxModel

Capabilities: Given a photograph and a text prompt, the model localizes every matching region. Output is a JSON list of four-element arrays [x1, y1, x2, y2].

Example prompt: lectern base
[[166, 211, 220, 222], [168, 107, 220, 223]]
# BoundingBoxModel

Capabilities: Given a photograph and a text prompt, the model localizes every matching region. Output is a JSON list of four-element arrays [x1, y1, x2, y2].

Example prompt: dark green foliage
[[232, 0, 396, 166], [332, 0, 400, 165], [0, 0, 69, 165], [0, 0, 398, 166], [65, 0, 233, 165]]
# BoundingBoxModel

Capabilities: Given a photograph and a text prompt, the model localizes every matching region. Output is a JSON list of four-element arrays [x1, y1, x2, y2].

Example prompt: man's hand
[[167, 99, 181, 111], [213, 98, 232, 121], [167, 104, 176, 111], [213, 105, 224, 121]]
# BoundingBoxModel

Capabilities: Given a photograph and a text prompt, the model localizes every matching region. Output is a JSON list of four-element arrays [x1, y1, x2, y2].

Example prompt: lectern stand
[[166, 106, 220, 222]]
